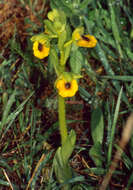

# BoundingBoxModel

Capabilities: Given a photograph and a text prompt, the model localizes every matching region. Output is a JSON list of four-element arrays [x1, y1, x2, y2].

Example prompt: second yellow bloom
[[33, 39, 50, 59]]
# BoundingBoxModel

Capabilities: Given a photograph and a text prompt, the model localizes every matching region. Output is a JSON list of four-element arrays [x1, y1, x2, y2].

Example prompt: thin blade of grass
[[107, 87, 123, 164], [101, 75, 133, 81], [108, 0, 123, 58]]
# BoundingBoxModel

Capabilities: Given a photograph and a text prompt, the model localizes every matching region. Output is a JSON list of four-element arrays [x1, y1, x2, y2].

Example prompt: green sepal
[[31, 33, 49, 42], [57, 72, 82, 82], [53, 130, 76, 184], [55, 72, 82, 88]]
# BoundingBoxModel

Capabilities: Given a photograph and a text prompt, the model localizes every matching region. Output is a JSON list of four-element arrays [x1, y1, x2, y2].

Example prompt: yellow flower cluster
[[31, 11, 97, 98]]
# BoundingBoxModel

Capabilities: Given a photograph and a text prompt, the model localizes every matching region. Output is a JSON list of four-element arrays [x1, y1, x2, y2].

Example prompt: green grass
[[1, 0, 133, 189]]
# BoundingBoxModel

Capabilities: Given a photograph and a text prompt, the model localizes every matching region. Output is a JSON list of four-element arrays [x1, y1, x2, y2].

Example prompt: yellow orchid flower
[[77, 34, 97, 48], [56, 78, 78, 98], [72, 27, 97, 48], [33, 39, 50, 59]]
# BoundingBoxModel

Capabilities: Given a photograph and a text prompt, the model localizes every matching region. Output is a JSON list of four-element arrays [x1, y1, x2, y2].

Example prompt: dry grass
[[0, 0, 48, 52]]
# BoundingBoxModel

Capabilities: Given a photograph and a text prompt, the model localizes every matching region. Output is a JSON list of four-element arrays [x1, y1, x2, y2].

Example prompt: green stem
[[58, 95, 68, 145], [60, 50, 65, 66]]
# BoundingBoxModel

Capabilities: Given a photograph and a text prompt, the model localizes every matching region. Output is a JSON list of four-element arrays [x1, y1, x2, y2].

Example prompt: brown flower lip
[[81, 35, 90, 42], [38, 43, 43, 51], [65, 82, 71, 89]]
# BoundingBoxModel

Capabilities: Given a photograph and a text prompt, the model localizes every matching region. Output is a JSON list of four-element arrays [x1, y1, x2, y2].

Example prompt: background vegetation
[[0, 0, 133, 189]]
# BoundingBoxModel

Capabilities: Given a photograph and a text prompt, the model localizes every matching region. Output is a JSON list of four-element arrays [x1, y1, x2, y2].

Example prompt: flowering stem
[[58, 95, 68, 145], [60, 51, 65, 66]]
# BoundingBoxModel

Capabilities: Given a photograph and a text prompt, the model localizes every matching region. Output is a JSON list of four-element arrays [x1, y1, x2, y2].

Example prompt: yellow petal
[[72, 27, 84, 41]]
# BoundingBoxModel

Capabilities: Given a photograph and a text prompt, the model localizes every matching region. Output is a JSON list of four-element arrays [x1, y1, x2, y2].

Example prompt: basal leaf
[[91, 107, 104, 144], [89, 142, 103, 167]]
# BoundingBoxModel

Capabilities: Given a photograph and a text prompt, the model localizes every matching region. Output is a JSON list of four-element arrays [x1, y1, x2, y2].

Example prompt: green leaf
[[70, 49, 83, 74], [101, 75, 133, 81], [63, 25, 72, 64], [53, 147, 72, 186], [64, 43, 72, 64], [61, 130, 76, 164], [31, 33, 49, 42], [79, 86, 91, 102], [107, 87, 123, 164], [49, 48, 60, 76], [89, 142, 103, 167], [125, 47, 133, 61], [53, 130, 76, 186], [91, 107, 104, 144], [108, 3, 123, 58]]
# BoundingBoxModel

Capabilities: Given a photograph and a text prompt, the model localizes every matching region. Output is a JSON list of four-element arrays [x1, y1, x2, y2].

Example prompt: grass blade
[[107, 87, 123, 164], [108, 0, 123, 58]]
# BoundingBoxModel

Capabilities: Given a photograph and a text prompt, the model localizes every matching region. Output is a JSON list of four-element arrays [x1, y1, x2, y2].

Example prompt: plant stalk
[[58, 95, 68, 145]]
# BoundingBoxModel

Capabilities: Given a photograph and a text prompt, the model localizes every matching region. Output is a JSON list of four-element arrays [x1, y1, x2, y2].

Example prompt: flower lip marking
[[65, 82, 71, 89], [38, 43, 43, 51], [81, 35, 90, 42]]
